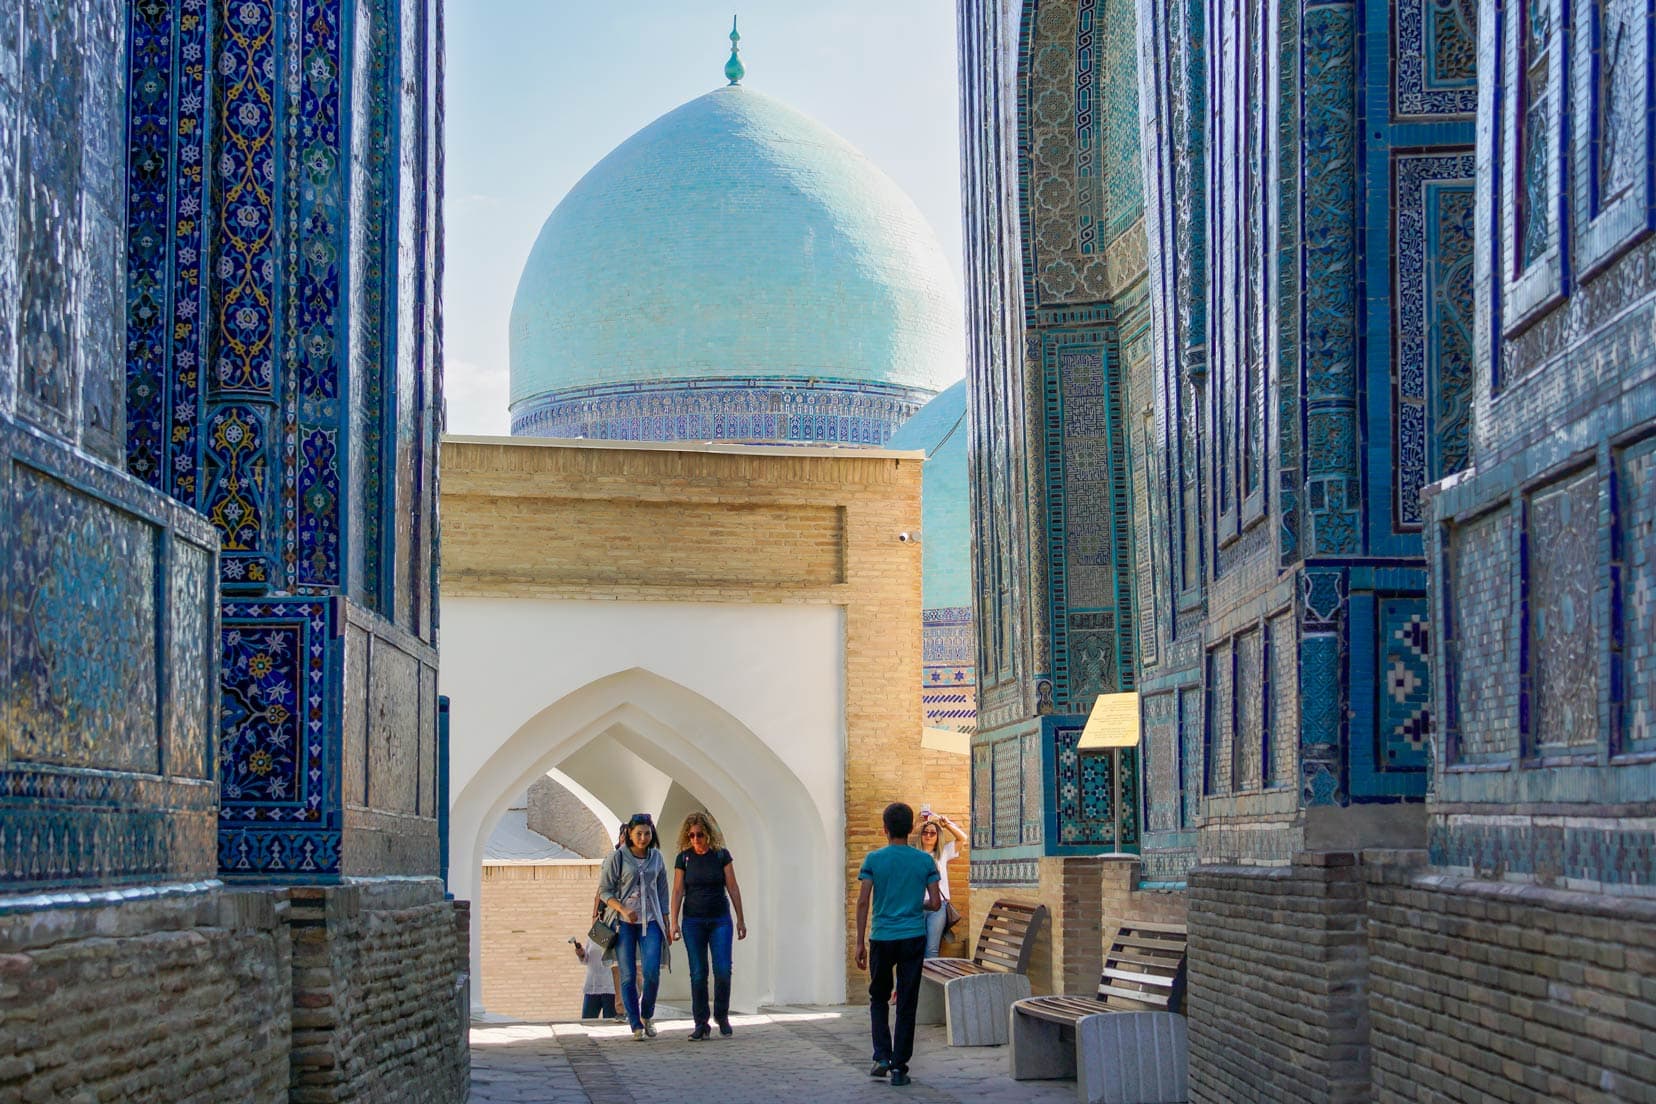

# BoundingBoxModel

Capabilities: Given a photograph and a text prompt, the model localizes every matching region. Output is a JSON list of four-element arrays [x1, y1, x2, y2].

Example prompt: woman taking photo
[[598, 813, 672, 1040], [669, 810, 747, 1040], [916, 810, 966, 958]]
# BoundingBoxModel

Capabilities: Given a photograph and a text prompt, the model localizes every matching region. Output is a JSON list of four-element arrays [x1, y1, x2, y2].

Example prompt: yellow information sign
[[1077, 691, 1141, 750]]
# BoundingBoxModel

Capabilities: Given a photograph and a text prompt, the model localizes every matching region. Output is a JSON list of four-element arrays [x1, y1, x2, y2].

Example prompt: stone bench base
[[1012, 1009, 1188, 1104], [916, 970, 1031, 1046]]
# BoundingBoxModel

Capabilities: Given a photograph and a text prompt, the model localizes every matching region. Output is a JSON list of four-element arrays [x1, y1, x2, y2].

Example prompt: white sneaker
[[643, 1018, 658, 1038]]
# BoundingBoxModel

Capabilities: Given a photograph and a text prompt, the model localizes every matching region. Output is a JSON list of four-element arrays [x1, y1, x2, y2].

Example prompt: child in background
[[854, 802, 942, 1088]]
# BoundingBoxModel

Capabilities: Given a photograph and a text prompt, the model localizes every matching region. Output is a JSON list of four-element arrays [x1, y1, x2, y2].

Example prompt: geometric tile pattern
[[1233, 628, 1263, 791], [1377, 598, 1432, 771], [1572, 0, 1651, 274], [510, 377, 932, 447], [114, 0, 441, 881], [1525, 469, 1600, 752], [1266, 612, 1298, 788], [1076, 0, 1144, 254], [1053, 718, 1138, 848], [1616, 438, 1656, 755], [1429, 814, 1656, 889], [1448, 509, 1515, 763], [1393, 0, 1478, 117], [1144, 692, 1179, 833], [923, 607, 977, 734], [971, 744, 993, 849], [2, 413, 220, 890], [218, 598, 343, 876], [1393, 154, 1475, 528], [126, 0, 212, 499], [1043, 331, 1135, 713]]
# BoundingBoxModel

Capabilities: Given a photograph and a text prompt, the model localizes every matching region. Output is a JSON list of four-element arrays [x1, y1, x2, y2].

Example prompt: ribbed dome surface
[[509, 85, 962, 414], [886, 379, 970, 611]]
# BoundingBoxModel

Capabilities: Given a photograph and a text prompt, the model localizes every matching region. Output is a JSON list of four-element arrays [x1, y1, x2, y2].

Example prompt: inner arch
[[450, 667, 842, 1012]]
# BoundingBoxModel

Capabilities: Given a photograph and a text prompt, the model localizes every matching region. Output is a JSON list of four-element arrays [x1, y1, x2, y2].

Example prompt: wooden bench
[[1010, 921, 1189, 1102], [915, 898, 1047, 1046]]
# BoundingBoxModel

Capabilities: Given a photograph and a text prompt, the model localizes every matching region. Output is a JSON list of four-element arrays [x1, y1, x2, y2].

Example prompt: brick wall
[[0, 887, 292, 1103], [1367, 863, 1656, 1103], [288, 879, 468, 1104], [1029, 857, 1105, 996], [1099, 859, 1187, 932], [480, 862, 603, 1020], [1187, 854, 1370, 1104]]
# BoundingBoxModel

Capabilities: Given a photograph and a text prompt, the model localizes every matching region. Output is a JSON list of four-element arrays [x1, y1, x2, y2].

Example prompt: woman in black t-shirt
[[669, 810, 747, 1040]]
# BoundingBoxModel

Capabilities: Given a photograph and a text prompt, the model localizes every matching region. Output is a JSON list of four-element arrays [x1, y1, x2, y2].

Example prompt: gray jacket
[[597, 846, 671, 930]]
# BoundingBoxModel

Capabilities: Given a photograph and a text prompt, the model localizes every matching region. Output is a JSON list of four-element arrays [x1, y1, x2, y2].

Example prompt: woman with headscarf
[[669, 810, 748, 1040], [597, 812, 673, 1040]]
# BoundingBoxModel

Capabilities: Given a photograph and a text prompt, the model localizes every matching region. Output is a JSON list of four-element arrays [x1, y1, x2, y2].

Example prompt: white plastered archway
[[450, 667, 842, 1012]]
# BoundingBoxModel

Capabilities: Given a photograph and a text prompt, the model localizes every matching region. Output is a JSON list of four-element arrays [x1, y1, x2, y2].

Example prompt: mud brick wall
[[1186, 853, 1370, 1104], [0, 886, 291, 1104], [480, 862, 602, 1020], [1367, 864, 1656, 1103], [288, 879, 467, 1104]]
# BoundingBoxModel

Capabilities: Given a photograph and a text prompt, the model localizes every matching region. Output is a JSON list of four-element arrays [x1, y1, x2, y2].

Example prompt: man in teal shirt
[[855, 802, 942, 1087]]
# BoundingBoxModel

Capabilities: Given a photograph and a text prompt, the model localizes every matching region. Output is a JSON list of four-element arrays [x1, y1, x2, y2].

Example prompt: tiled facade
[[960, 0, 1149, 898], [1, 1, 464, 1099], [124, 0, 445, 879], [961, 0, 1653, 1093], [1, 0, 219, 894]]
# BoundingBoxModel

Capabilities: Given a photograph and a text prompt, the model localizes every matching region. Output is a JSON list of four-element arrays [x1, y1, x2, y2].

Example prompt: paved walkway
[[470, 1006, 1076, 1103]]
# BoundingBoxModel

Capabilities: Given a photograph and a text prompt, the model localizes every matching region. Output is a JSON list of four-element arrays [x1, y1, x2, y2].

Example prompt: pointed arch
[[450, 667, 842, 1010]]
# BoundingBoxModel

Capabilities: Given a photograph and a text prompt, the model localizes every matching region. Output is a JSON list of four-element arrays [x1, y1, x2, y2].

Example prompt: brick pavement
[[470, 1006, 1078, 1103]]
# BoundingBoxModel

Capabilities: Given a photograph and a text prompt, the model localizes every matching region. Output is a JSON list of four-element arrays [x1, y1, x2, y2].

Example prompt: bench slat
[[1101, 967, 1176, 989], [1094, 984, 1175, 1008], [1104, 949, 1183, 969], [1113, 921, 1189, 935], [1111, 935, 1187, 954], [961, 898, 1048, 974], [1015, 997, 1109, 1025]]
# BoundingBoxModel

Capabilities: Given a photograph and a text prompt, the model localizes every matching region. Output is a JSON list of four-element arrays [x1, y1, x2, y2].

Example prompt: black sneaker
[[716, 1019, 733, 1037], [688, 1025, 710, 1042], [889, 1071, 912, 1087], [870, 1060, 892, 1078]]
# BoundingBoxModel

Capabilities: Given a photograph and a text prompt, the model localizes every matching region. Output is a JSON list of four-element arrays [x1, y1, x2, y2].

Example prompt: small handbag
[[943, 899, 963, 934], [587, 917, 618, 953]]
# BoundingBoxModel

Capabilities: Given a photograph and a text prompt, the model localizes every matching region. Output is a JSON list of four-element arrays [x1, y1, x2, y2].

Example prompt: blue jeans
[[924, 901, 949, 959], [580, 993, 616, 1019], [680, 914, 734, 1028], [615, 919, 665, 1029]]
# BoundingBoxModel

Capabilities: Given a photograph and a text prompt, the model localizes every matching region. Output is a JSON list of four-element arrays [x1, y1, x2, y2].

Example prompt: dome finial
[[725, 15, 745, 85]]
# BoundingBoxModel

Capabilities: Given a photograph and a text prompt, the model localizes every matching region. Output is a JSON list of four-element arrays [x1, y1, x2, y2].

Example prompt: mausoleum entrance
[[449, 661, 839, 1015]]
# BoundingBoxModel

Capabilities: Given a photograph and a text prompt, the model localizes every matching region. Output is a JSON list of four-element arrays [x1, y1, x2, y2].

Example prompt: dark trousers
[[580, 992, 616, 1019], [868, 935, 926, 1073], [681, 914, 734, 1028]]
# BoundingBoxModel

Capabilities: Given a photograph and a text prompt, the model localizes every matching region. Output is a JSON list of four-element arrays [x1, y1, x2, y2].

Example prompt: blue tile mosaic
[[218, 597, 343, 876]]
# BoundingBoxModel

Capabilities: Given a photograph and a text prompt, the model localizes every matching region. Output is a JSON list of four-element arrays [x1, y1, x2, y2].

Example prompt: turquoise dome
[[509, 85, 963, 440], [887, 379, 970, 611]]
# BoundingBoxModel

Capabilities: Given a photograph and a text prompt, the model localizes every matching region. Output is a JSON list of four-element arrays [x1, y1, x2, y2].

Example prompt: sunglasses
[[687, 830, 708, 839], [629, 814, 653, 825]]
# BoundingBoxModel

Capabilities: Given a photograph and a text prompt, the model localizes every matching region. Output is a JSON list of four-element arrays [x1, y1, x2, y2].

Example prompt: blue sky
[[443, 1, 964, 434]]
